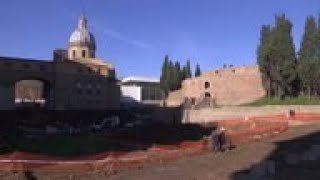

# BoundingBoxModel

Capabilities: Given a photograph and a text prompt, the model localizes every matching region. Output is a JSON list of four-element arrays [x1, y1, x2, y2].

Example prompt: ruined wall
[[166, 89, 184, 107], [167, 65, 266, 106], [0, 57, 120, 110], [0, 85, 14, 110], [181, 105, 320, 124]]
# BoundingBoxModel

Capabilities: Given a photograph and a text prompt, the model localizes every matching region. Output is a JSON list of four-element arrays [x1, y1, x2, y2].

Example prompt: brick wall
[[167, 65, 266, 106], [182, 105, 320, 124]]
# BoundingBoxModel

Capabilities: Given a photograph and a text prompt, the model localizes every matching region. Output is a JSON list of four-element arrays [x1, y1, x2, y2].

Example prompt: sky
[[0, 0, 319, 78]]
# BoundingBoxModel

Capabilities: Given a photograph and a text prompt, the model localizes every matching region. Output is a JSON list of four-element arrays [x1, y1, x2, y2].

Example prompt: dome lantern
[[68, 14, 96, 60]]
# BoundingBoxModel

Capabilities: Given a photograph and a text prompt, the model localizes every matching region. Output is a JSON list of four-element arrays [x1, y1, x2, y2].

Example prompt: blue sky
[[0, 0, 319, 77]]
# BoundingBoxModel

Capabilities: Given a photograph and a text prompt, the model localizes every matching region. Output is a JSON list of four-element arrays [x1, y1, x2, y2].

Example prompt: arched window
[[82, 50, 86, 58], [205, 81, 210, 89], [15, 79, 48, 108], [205, 92, 211, 98]]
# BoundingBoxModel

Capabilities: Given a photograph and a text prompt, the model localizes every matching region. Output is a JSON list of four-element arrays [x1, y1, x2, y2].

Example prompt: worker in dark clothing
[[211, 129, 221, 152], [211, 127, 233, 152]]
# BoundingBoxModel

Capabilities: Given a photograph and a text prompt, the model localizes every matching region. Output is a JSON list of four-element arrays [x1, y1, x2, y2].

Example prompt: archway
[[14, 79, 51, 109]]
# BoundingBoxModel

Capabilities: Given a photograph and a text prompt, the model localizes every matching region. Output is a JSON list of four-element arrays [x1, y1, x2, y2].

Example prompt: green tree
[[160, 56, 197, 93], [257, 25, 274, 97], [317, 14, 320, 59], [173, 61, 182, 90], [184, 60, 192, 79], [181, 66, 186, 81], [167, 60, 175, 91], [298, 16, 319, 96], [160, 55, 170, 95], [257, 14, 298, 97], [270, 14, 297, 97], [194, 63, 202, 77]]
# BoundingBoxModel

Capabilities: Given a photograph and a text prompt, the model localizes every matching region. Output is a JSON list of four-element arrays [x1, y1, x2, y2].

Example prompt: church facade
[[0, 15, 120, 110]]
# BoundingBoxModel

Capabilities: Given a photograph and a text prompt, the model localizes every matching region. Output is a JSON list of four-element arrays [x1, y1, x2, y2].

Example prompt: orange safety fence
[[1, 112, 320, 172]]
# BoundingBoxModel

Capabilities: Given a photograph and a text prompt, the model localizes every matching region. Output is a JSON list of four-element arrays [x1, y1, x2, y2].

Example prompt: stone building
[[166, 65, 266, 107], [0, 15, 120, 110]]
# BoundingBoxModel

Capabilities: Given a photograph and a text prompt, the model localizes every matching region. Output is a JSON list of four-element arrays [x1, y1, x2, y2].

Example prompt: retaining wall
[[182, 105, 320, 124]]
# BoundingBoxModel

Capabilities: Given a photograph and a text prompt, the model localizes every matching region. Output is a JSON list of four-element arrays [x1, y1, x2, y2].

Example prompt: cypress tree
[[271, 14, 297, 97], [194, 63, 202, 77], [299, 16, 319, 62], [160, 55, 170, 95], [185, 60, 192, 79], [257, 25, 274, 97], [257, 14, 298, 97], [298, 16, 319, 96], [173, 61, 182, 90], [168, 60, 175, 91], [317, 14, 320, 59], [181, 66, 186, 81]]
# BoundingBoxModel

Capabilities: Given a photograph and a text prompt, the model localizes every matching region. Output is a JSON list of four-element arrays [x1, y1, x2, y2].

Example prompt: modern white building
[[120, 76, 165, 106]]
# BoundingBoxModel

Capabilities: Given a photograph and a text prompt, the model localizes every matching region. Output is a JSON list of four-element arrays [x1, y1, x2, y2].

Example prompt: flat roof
[[121, 76, 159, 83]]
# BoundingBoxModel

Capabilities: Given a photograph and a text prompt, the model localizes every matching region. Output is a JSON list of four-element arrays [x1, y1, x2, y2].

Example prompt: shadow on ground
[[0, 107, 214, 156], [231, 130, 320, 180]]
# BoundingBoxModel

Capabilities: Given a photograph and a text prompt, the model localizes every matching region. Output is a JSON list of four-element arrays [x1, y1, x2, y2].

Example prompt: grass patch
[[12, 133, 128, 156], [10, 124, 213, 156], [245, 96, 320, 106], [0, 136, 13, 155], [0, 145, 11, 155]]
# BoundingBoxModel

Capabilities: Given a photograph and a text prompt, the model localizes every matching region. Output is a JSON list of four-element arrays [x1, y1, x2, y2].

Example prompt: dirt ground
[[1, 122, 320, 180]]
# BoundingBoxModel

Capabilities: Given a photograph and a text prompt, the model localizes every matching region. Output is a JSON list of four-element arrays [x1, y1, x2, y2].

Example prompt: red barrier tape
[[2, 112, 320, 172]]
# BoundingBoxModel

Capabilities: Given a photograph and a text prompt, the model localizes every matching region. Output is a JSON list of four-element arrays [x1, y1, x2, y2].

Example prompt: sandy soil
[[1, 122, 320, 180]]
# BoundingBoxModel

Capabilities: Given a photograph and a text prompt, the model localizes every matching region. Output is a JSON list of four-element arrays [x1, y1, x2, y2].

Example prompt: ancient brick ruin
[[166, 65, 266, 107]]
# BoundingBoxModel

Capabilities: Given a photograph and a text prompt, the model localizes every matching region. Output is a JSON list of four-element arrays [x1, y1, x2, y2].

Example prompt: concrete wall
[[121, 85, 141, 102], [182, 105, 320, 124]]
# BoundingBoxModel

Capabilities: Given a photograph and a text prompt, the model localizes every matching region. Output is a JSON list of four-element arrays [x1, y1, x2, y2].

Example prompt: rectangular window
[[40, 65, 47, 71], [4, 62, 13, 68], [86, 90, 92, 95], [23, 64, 31, 69]]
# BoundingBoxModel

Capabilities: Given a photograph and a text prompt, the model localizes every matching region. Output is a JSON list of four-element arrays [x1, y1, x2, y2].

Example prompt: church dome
[[69, 15, 96, 50]]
